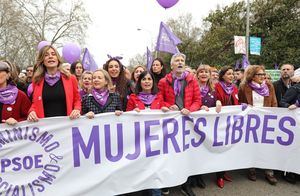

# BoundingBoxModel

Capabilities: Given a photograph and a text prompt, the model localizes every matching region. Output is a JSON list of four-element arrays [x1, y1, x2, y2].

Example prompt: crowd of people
[[0, 45, 299, 196]]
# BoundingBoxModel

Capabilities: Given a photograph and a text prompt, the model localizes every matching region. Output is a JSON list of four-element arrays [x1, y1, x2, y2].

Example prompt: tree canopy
[[0, 0, 90, 68], [164, 0, 299, 69]]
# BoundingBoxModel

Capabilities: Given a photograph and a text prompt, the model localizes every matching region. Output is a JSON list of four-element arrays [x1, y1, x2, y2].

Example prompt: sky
[[84, 0, 240, 67]]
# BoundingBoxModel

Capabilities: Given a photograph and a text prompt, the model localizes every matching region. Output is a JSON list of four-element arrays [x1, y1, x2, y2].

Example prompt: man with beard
[[273, 63, 296, 184], [273, 64, 294, 104]]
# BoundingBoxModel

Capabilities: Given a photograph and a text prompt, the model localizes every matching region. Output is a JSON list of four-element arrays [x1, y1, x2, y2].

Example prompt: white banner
[[0, 106, 300, 195], [234, 36, 246, 54]]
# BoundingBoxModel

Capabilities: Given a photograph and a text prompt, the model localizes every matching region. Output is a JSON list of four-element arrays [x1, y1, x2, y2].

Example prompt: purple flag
[[155, 22, 182, 54], [274, 63, 279, 70], [242, 54, 250, 69], [82, 48, 98, 71], [235, 59, 240, 69], [146, 47, 153, 71]]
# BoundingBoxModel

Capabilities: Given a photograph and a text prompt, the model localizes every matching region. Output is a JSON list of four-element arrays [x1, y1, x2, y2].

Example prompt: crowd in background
[[0, 45, 299, 196]]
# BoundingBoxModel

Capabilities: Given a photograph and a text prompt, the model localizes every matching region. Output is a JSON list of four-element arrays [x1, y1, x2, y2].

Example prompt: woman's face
[[222, 69, 234, 84], [197, 69, 210, 84], [43, 48, 59, 69], [107, 60, 120, 78], [265, 74, 272, 83], [152, 60, 163, 74], [92, 71, 107, 90], [82, 74, 92, 89], [140, 73, 153, 93], [252, 69, 266, 84], [0, 71, 9, 88], [134, 67, 145, 82], [75, 63, 83, 77]]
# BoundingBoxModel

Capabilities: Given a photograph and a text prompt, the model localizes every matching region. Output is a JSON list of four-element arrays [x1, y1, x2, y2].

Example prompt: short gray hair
[[170, 53, 186, 65]]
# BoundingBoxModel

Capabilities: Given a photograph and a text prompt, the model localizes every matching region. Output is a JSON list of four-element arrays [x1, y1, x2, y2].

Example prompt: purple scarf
[[173, 71, 188, 96], [137, 92, 157, 105], [45, 71, 61, 86], [219, 81, 234, 95], [200, 85, 209, 98], [27, 83, 33, 97], [0, 84, 18, 104], [92, 89, 109, 106], [248, 81, 269, 96], [79, 89, 88, 98]]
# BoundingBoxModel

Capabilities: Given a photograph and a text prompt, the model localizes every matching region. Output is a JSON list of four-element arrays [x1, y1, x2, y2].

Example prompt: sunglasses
[[0, 62, 10, 72]]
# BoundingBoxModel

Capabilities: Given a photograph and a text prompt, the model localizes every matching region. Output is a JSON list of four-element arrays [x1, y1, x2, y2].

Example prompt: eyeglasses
[[255, 73, 266, 77]]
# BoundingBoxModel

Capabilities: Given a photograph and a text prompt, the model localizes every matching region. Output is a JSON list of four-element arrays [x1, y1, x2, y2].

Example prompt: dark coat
[[279, 83, 300, 108], [82, 92, 122, 114], [273, 78, 293, 107]]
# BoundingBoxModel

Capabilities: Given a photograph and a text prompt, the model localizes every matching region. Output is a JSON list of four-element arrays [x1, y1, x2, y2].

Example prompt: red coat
[[215, 82, 239, 106], [29, 74, 81, 118], [158, 73, 202, 112], [2, 90, 31, 122], [126, 93, 166, 111]]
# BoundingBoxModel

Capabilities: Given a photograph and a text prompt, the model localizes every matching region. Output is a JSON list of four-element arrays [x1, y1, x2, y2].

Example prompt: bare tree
[[128, 53, 147, 70], [0, 0, 90, 68]]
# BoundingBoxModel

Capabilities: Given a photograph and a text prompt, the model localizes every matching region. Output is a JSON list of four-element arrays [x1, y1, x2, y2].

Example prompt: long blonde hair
[[33, 45, 70, 83]]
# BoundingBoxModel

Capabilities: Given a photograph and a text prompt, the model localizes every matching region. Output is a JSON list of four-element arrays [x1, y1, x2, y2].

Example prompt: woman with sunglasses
[[0, 61, 31, 125]]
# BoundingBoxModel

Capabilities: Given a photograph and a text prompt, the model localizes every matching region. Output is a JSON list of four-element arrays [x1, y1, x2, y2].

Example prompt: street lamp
[[137, 28, 155, 51], [245, 0, 250, 59]]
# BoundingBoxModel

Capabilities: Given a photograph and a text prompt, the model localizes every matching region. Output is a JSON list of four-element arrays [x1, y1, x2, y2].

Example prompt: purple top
[[201, 90, 217, 108]]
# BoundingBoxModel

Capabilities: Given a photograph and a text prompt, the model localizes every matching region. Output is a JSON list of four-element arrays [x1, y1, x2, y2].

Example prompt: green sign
[[266, 70, 280, 82]]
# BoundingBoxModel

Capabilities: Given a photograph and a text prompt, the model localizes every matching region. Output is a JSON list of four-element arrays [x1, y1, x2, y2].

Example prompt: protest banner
[[0, 107, 299, 195]]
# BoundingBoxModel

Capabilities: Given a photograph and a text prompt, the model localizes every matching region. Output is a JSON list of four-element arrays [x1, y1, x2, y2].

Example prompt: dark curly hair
[[103, 58, 129, 100]]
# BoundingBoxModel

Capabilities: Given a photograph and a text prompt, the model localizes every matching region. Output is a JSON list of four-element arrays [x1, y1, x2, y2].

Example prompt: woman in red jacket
[[0, 61, 31, 125], [215, 66, 239, 106], [27, 45, 81, 121], [214, 66, 239, 188], [127, 71, 168, 112], [126, 70, 168, 196]]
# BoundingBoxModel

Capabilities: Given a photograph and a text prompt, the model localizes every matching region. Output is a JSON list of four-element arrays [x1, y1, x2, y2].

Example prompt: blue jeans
[[151, 189, 161, 196]]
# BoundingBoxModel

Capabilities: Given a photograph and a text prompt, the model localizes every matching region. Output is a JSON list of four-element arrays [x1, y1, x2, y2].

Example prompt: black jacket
[[279, 83, 300, 108], [273, 78, 293, 107]]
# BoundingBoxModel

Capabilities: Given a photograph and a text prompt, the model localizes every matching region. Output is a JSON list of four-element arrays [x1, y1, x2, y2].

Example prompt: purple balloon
[[156, 0, 179, 9], [37, 41, 50, 51], [62, 43, 81, 64]]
